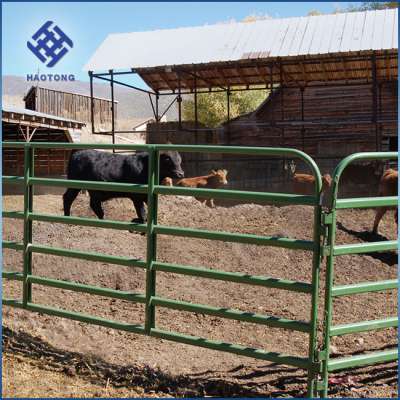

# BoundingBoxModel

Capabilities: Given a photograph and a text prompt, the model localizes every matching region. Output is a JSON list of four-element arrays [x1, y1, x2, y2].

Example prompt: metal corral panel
[[85, 9, 397, 72]]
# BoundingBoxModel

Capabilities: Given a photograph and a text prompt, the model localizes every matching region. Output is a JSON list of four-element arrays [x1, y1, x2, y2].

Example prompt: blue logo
[[27, 21, 73, 68]]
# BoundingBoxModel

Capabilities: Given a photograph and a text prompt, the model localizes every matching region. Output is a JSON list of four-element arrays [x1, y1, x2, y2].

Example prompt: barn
[[85, 8, 398, 194], [2, 106, 85, 193]]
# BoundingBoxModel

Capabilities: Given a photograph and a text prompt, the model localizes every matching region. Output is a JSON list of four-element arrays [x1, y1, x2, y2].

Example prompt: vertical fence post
[[321, 209, 337, 397], [145, 146, 159, 333], [306, 178, 323, 397], [23, 144, 33, 306]]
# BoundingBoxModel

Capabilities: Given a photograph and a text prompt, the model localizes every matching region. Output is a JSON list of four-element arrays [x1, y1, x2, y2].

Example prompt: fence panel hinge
[[316, 381, 326, 392], [321, 212, 333, 226], [318, 349, 327, 360]]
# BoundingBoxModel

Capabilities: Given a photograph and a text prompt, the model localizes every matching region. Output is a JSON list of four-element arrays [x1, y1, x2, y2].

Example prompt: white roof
[[85, 9, 398, 72]]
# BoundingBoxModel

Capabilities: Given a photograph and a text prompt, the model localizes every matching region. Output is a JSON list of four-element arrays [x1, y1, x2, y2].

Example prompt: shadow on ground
[[336, 222, 398, 266], [3, 326, 398, 397]]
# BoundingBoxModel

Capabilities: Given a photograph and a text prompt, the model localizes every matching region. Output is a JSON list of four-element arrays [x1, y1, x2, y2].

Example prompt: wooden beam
[[385, 51, 391, 81], [158, 71, 175, 91], [342, 57, 349, 83], [299, 61, 307, 86], [320, 61, 330, 81]]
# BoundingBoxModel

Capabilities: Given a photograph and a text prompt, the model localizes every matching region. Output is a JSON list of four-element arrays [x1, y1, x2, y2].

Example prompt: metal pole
[[280, 62, 285, 150], [301, 87, 305, 151], [321, 209, 337, 397], [372, 54, 379, 151], [145, 146, 159, 333], [194, 75, 198, 129], [110, 70, 115, 152], [23, 144, 33, 306], [178, 73, 182, 130], [227, 88, 231, 124], [89, 71, 95, 134], [155, 92, 159, 122]]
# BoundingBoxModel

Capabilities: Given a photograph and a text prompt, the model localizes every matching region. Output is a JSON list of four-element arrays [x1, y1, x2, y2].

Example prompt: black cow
[[63, 149, 184, 223]]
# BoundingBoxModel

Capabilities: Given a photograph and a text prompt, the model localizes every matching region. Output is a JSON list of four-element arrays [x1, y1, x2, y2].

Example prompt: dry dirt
[[2, 193, 398, 398]]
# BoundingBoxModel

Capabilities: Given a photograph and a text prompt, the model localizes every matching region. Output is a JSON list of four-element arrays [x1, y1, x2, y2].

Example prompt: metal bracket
[[316, 381, 326, 392], [318, 349, 327, 360], [321, 212, 333, 225]]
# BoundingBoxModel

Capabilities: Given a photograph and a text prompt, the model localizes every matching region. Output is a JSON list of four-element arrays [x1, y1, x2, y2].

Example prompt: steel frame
[[88, 51, 395, 162], [3, 141, 323, 397], [319, 151, 399, 397], [3, 141, 398, 396]]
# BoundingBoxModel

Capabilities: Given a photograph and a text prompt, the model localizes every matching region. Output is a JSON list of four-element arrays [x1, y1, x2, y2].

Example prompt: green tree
[[182, 89, 268, 128], [336, 1, 397, 12]]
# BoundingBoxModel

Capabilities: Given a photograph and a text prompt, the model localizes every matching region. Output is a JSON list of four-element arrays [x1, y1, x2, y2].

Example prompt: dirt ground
[[2, 192, 398, 398]]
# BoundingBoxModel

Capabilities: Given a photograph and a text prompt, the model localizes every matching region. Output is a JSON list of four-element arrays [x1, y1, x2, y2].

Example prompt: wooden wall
[[2, 123, 71, 178], [25, 87, 116, 129]]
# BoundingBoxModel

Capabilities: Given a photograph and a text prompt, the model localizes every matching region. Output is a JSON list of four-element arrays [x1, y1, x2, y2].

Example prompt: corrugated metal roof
[[85, 9, 398, 72]]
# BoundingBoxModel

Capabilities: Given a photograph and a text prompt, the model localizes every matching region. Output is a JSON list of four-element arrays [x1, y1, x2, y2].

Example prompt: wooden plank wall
[[26, 87, 116, 128], [2, 125, 71, 177]]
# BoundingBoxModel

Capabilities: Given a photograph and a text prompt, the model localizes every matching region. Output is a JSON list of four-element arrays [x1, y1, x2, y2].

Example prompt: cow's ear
[[211, 169, 217, 174]]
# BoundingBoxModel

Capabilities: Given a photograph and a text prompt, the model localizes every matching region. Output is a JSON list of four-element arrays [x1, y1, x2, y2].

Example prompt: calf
[[292, 173, 332, 197], [175, 169, 228, 207], [63, 149, 184, 223], [373, 168, 398, 233]]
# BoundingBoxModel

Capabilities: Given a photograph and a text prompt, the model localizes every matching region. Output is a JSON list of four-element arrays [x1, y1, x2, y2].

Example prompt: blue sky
[[2, 1, 362, 87]]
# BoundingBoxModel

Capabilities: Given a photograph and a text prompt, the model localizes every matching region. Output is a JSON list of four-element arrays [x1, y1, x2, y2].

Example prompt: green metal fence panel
[[320, 151, 399, 397], [2, 141, 324, 396]]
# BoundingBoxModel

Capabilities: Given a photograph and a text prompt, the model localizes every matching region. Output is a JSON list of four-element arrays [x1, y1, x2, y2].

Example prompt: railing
[[2, 142, 398, 397], [320, 152, 399, 397]]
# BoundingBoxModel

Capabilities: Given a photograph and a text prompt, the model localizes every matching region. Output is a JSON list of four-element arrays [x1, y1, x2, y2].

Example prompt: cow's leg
[[89, 194, 105, 219], [373, 207, 387, 233], [131, 198, 147, 223], [207, 198, 215, 208], [63, 188, 80, 216]]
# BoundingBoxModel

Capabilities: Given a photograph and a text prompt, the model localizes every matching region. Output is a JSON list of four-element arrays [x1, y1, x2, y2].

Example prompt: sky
[[2, 1, 363, 87]]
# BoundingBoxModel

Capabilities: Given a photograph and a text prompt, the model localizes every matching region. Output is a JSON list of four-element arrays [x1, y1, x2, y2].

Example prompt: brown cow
[[372, 168, 398, 233], [175, 169, 228, 207], [292, 173, 332, 196], [286, 160, 332, 199]]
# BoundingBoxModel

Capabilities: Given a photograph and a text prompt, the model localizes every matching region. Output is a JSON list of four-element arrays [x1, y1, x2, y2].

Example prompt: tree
[[335, 2, 397, 13], [307, 10, 323, 16], [182, 89, 268, 128]]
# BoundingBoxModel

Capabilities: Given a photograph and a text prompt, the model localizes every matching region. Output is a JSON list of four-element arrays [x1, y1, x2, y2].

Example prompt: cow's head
[[210, 169, 228, 186], [159, 150, 184, 180], [322, 174, 332, 191]]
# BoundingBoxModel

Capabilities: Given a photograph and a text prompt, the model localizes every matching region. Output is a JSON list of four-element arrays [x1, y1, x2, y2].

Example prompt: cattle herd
[[63, 149, 398, 234]]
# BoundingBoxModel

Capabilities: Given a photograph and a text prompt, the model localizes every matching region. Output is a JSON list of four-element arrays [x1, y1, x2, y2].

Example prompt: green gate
[[319, 152, 399, 397], [2, 142, 398, 397]]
